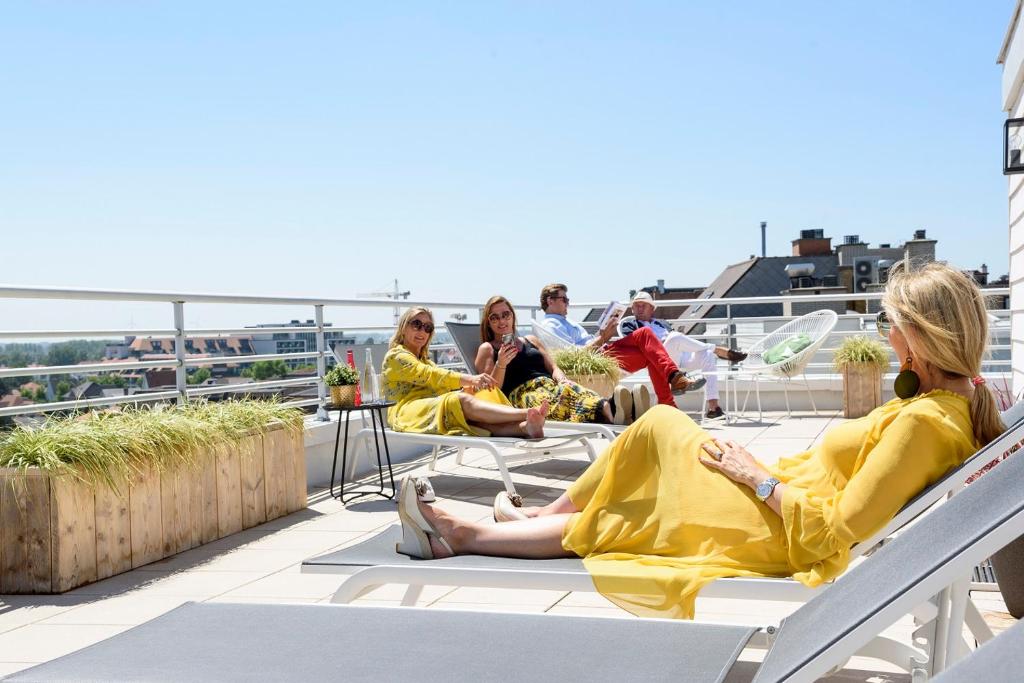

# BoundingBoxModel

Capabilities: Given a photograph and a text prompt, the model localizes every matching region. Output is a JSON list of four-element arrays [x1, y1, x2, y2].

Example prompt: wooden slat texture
[[0, 471, 51, 593], [238, 435, 267, 529], [160, 468, 193, 557], [94, 479, 132, 580], [262, 429, 290, 521], [215, 445, 243, 537], [186, 453, 218, 548], [289, 428, 307, 513], [129, 467, 163, 568], [50, 476, 98, 592]]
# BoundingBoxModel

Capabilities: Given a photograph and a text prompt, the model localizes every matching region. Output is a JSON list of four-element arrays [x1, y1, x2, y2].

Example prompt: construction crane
[[357, 279, 411, 325]]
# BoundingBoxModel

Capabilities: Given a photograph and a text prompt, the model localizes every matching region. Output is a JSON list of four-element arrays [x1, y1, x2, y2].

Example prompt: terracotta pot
[[841, 363, 882, 418], [566, 374, 616, 399], [992, 533, 1024, 618], [330, 384, 357, 408]]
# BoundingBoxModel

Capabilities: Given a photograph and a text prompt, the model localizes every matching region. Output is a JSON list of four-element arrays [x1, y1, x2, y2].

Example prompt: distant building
[[249, 320, 355, 368], [677, 228, 959, 334]]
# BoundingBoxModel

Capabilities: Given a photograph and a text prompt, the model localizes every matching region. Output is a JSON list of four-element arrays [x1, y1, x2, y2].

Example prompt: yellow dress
[[381, 345, 512, 436], [561, 390, 977, 619]]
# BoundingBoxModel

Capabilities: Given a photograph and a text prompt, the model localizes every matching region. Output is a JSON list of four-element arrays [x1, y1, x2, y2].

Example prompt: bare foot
[[524, 399, 548, 438]]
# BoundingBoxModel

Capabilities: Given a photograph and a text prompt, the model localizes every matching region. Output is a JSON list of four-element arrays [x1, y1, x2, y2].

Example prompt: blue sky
[[0, 2, 1014, 331]]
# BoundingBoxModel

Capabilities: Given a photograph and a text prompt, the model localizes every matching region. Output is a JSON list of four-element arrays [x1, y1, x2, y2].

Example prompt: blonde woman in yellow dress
[[382, 307, 549, 439], [393, 262, 1004, 619]]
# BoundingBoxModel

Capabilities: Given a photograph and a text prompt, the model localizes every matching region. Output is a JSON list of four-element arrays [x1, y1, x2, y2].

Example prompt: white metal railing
[[0, 284, 1010, 421]]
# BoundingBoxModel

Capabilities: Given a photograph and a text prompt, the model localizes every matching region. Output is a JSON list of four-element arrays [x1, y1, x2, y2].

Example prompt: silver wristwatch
[[755, 477, 781, 502]]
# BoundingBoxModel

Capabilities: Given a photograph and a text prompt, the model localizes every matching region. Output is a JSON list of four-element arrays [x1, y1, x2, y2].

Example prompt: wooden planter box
[[841, 364, 882, 418], [0, 425, 305, 594], [566, 374, 616, 399]]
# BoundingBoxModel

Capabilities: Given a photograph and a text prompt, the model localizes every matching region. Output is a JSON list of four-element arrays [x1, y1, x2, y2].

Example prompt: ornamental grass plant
[[0, 399, 303, 490], [552, 346, 622, 384], [832, 335, 890, 372]]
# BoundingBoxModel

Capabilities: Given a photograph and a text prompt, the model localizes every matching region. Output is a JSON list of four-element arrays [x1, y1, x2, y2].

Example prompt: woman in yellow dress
[[393, 262, 1005, 619], [382, 306, 549, 438]]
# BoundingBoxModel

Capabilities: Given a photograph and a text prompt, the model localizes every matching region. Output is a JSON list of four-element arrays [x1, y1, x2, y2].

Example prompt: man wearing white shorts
[[620, 291, 746, 419]]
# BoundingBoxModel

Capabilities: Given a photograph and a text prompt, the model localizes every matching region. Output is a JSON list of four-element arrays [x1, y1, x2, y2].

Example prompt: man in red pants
[[537, 283, 705, 408]]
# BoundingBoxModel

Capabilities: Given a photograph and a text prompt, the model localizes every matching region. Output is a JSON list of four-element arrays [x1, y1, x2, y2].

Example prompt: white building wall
[[1001, 0, 1024, 395]]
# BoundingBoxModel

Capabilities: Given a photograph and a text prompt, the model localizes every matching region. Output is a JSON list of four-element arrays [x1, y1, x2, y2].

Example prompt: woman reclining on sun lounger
[[473, 295, 631, 426], [393, 262, 1004, 620], [381, 307, 549, 438]]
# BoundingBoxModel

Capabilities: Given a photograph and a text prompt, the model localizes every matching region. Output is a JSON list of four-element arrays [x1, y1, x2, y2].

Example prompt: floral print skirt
[[508, 376, 604, 423]]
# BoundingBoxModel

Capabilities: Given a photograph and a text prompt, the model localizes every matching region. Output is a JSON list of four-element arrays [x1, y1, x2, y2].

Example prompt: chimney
[[791, 229, 832, 257], [656, 279, 665, 293], [760, 221, 767, 257], [904, 229, 937, 267]]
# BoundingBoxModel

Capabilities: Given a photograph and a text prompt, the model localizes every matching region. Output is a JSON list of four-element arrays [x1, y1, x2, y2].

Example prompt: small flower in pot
[[325, 364, 360, 407]]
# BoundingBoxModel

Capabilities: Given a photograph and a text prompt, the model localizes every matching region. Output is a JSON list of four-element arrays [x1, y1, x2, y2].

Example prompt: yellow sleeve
[[387, 348, 461, 394], [781, 410, 959, 569]]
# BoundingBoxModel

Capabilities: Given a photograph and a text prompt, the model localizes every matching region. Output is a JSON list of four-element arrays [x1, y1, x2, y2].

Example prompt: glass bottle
[[362, 348, 376, 404], [346, 349, 361, 406]]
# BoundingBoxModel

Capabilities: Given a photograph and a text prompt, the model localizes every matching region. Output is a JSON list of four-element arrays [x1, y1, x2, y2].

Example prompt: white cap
[[631, 291, 656, 309]]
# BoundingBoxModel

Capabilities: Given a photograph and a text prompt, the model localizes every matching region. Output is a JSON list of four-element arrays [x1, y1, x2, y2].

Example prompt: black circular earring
[[894, 356, 921, 399]]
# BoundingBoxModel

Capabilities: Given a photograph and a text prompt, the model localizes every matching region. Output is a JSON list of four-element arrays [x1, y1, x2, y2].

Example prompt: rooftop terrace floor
[[0, 410, 1014, 681]]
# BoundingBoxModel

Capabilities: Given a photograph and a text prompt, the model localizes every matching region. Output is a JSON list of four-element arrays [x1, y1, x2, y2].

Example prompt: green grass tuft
[[552, 347, 622, 383], [833, 335, 890, 372], [0, 399, 304, 490]]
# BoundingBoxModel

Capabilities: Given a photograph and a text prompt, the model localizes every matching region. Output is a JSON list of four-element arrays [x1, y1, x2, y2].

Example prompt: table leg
[[329, 409, 345, 499]]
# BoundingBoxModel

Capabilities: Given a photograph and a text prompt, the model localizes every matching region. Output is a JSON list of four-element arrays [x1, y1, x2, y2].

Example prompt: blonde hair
[[390, 307, 435, 362], [540, 283, 567, 312], [882, 261, 1004, 446], [480, 295, 517, 343]]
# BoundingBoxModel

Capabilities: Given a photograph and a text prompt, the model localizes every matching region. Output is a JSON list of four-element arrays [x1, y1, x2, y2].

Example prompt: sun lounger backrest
[[446, 321, 484, 374], [754, 424, 1024, 683]]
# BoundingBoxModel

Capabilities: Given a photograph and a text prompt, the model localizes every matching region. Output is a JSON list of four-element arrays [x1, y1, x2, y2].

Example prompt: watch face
[[756, 478, 778, 501]]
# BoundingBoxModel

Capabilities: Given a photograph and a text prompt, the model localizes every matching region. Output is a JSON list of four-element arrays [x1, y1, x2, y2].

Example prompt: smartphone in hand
[[501, 333, 514, 345]]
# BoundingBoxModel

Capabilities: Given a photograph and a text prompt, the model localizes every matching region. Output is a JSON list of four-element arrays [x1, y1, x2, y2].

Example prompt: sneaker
[[493, 492, 527, 523], [611, 385, 633, 425], [413, 476, 435, 503], [631, 385, 652, 421], [705, 406, 726, 420]]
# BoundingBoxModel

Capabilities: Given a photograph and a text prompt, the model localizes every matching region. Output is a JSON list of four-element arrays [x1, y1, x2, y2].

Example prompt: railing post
[[173, 301, 187, 404], [315, 304, 328, 421], [726, 304, 735, 350]]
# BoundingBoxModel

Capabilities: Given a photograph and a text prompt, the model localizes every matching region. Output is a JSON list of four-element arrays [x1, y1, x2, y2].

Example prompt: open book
[[596, 301, 627, 332]]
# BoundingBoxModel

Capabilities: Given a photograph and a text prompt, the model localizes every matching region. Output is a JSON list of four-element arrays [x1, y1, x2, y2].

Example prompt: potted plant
[[0, 400, 305, 593], [552, 347, 622, 398], [833, 335, 889, 418], [325, 364, 359, 407]]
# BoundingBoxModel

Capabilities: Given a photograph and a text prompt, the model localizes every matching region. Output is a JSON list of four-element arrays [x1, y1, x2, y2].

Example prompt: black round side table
[[328, 400, 396, 504]]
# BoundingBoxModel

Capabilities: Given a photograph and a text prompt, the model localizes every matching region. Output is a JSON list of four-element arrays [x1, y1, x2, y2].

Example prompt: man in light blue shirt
[[537, 283, 703, 408]]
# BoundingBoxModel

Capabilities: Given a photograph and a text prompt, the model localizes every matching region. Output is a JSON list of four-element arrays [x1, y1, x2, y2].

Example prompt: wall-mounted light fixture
[[1004, 118, 1024, 174]]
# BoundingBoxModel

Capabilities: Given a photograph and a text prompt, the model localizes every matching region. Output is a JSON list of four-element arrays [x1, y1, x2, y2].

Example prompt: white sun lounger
[[304, 414, 1024, 675], [10, 428, 1024, 682]]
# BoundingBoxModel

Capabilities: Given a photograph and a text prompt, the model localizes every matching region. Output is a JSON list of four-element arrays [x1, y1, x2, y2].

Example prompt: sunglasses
[[876, 310, 892, 338], [488, 310, 513, 323], [548, 295, 570, 304], [407, 319, 435, 334]]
